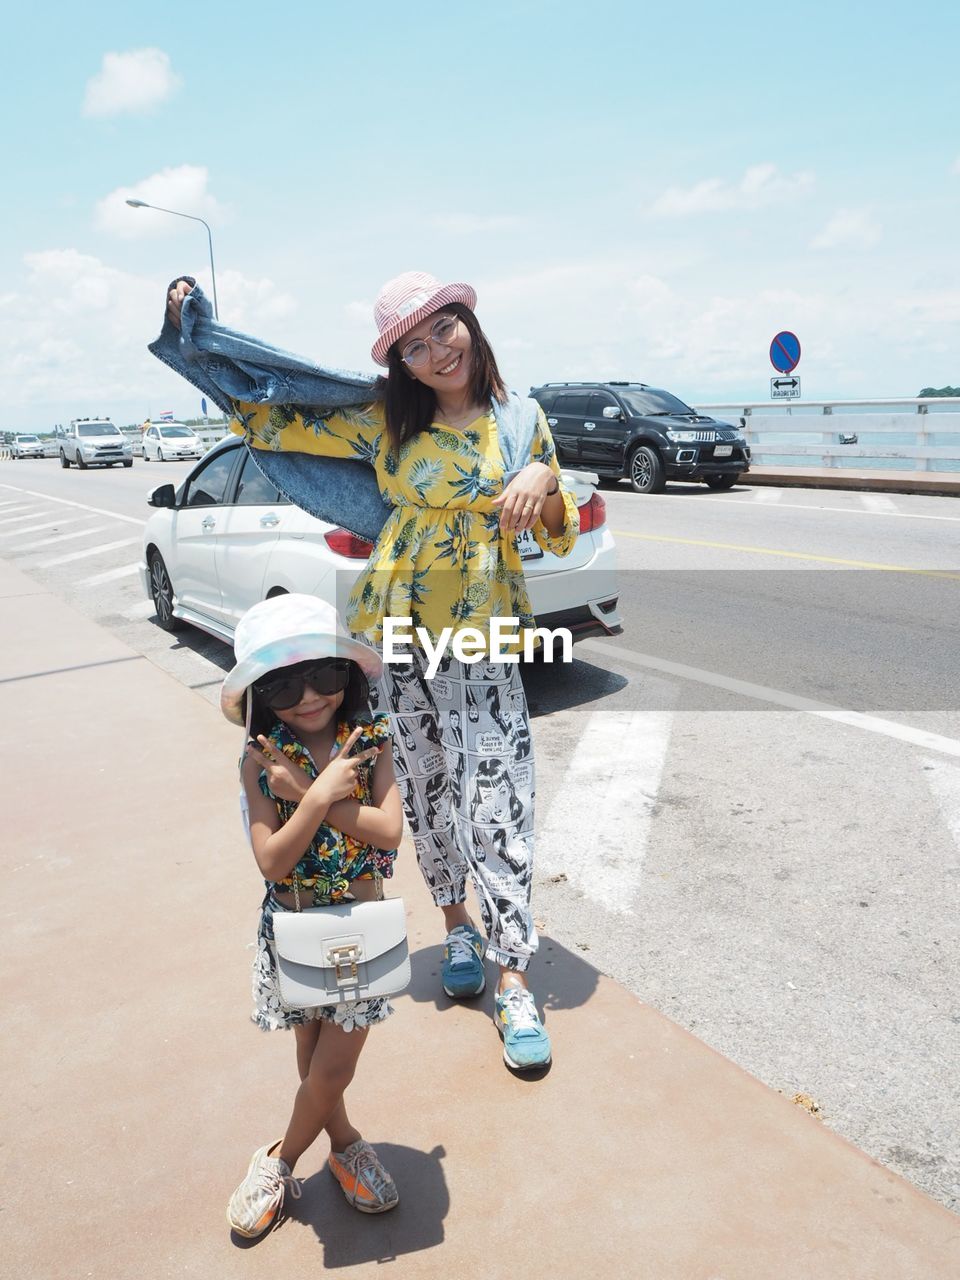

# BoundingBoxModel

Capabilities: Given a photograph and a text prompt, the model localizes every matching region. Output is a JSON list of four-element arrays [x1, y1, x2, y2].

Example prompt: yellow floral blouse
[[231, 399, 580, 651]]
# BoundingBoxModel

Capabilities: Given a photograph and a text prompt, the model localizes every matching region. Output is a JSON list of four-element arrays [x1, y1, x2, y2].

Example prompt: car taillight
[[323, 528, 375, 558], [576, 492, 606, 535]]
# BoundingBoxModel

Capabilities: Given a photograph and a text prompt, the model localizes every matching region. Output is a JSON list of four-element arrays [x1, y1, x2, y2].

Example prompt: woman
[[162, 271, 579, 1070]]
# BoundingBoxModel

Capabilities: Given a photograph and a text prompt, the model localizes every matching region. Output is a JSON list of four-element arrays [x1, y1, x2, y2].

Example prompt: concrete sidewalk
[[3, 557, 958, 1279]]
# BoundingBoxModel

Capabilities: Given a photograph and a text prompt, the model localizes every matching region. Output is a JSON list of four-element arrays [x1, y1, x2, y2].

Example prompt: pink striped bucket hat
[[371, 270, 477, 367]]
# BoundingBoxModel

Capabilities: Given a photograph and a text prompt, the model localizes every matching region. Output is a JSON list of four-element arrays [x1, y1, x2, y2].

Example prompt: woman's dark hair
[[243, 660, 372, 742], [378, 303, 507, 453]]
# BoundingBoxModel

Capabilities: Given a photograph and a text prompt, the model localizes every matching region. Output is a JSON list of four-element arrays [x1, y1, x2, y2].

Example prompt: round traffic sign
[[770, 331, 801, 374]]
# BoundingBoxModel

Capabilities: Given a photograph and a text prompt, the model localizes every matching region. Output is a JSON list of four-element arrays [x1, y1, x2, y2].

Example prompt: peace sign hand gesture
[[311, 726, 382, 805], [246, 735, 311, 803]]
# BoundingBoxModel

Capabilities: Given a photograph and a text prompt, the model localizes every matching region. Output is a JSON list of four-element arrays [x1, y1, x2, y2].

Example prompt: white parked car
[[142, 423, 204, 463], [12, 433, 45, 459], [139, 436, 622, 648]]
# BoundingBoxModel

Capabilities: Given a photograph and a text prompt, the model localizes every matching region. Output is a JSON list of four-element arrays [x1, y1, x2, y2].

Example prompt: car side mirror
[[602, 406, 622, 420], [147, 483, 177, 509]]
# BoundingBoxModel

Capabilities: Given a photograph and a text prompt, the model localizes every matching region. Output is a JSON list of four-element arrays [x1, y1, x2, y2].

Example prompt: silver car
[[12, 433, 45, 459]]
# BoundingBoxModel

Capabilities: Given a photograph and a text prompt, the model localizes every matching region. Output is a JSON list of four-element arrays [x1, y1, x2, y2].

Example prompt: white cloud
[[95, 166, 226, 239], [0, 250, 296, 424], [650, 163, 815, 216], [810, 209, 882, 250], [83, 48, 181, 117]]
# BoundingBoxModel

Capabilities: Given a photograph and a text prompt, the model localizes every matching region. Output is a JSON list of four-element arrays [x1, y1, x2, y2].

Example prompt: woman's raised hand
[[491, 461, 555, 531], [166, 279, 194, 331], [313, 726, 381, 803], [246, 735, 311, 802]]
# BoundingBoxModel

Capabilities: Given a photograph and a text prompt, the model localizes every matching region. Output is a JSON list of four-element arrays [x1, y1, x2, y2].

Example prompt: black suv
[[530, 382, 750, 493]]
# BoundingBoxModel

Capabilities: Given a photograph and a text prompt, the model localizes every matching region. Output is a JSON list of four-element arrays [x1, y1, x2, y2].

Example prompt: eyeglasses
[[253, 659, 351, 709], [399, 314, 460, 369]]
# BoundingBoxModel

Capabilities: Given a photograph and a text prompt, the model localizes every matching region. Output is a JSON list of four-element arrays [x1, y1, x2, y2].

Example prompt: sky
[[2, 0, 958, 431]]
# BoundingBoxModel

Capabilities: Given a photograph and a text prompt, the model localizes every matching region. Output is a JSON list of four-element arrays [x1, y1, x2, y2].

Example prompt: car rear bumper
[[525, 526, 621, 639]]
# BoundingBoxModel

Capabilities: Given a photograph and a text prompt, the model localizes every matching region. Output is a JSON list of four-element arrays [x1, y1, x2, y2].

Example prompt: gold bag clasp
[[327, 944, 360, 983]]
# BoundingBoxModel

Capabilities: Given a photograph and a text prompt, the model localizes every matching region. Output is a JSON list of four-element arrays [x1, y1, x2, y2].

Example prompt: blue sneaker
[[441, 924, 486, 998], [495, 987, 552, 1070]]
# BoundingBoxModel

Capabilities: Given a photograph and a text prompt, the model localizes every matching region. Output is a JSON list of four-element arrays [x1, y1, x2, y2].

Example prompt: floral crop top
[[259, 713, 395, 905]]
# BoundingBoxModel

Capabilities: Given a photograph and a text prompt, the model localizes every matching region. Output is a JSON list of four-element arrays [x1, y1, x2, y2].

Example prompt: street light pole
[[125, 199, 220, 319]]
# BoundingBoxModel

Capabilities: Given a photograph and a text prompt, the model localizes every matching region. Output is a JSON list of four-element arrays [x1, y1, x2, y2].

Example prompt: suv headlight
[[666, 430, 711, 443], [123, 441, 132, 451]]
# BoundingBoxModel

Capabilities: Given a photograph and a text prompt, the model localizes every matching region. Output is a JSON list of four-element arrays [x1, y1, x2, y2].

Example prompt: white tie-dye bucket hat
[[220, 594, 382, 727]]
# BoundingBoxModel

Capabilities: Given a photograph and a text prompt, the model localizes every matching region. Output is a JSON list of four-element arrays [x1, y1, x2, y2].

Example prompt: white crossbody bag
[[271, 870, 410, 1009]]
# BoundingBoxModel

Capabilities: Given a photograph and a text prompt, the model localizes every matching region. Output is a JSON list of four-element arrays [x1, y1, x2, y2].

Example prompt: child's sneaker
[[441, 923, 485, 998], [226, 1143, 300, 1238], [328, 1139, 399, 1214], [495, 987, 552, 1070]]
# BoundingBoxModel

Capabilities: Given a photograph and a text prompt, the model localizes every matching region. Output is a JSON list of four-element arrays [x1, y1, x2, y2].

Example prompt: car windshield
[[78, 423, 121, 437], [618, 388, 696, 417], [18, 435, 39, 443], [159, 426, 195, 438]]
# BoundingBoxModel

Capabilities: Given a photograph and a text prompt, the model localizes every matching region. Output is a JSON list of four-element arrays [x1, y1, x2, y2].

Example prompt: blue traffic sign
[[770, 331, 801, 374]]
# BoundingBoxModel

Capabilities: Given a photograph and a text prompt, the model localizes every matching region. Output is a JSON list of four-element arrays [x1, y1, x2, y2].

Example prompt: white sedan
[[139, 436, 622, 648], [142, 423, 205, 463]]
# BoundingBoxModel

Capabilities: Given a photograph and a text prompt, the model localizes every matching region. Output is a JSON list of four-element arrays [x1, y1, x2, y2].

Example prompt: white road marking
[[0, 485, 145, 526], [76, 563, 142, 587], [120, 600, 155, 620], [859, 494, 898, 513], [35, 537, 141, 568], [15, 524, 114, 552], [0, 515, 96, 539], [580, 638, 960, 759], [697, 493, 960, 523], [537, 696, 675, 912], [0, 507, 44, 523], [923, 759, 960, 848], [749, 488, 782, 503]]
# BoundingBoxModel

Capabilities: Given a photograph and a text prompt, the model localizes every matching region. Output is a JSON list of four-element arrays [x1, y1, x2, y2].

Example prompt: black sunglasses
[[253, 658, 352, 709]]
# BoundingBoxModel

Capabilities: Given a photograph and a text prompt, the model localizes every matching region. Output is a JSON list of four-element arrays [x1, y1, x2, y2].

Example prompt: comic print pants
[[368, 649, 537, 972]]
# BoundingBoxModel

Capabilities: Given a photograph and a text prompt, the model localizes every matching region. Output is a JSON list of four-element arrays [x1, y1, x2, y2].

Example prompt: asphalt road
[[2, 456, 958, 1212]]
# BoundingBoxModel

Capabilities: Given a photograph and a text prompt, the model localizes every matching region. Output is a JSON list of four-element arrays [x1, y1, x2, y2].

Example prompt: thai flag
[[159, 410, 174, 422]]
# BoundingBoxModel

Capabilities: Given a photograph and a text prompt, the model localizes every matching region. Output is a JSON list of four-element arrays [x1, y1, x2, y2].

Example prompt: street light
[[125, 198, 220, 319]]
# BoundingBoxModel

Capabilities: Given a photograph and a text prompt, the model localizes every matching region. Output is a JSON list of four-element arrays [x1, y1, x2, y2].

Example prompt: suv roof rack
[[534, 381, 650, 389]]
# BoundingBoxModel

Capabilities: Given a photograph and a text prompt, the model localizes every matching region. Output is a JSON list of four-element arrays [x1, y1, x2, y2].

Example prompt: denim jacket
[[148, 279, 538, 541]]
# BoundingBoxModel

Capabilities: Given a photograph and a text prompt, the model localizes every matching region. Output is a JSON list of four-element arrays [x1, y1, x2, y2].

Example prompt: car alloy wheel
[[628, 445, 665, 494], [60, 451, 69, 468], [149, 552, 184, 632], [76, 452, 88, 470]]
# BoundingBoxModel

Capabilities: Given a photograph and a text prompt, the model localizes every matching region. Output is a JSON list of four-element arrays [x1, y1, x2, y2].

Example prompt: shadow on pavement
[[286, 1142, 448, 1267], [521, 656, 629, 716], [400, 935, 600, 1017]]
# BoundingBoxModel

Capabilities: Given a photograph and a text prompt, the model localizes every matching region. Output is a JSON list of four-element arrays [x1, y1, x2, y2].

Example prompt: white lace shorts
[[252, 893, 393, 1033]]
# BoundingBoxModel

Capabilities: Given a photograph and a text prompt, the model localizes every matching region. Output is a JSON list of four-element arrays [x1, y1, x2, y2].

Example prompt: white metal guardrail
[[692, 398, 960, 473]]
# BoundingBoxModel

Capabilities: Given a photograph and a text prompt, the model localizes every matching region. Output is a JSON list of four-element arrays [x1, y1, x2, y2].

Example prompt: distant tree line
[[918, 386, 960, 397]]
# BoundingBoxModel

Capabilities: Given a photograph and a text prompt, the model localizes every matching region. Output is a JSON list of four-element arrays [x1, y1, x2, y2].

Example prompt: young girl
[[220, 594, 404, 1239]]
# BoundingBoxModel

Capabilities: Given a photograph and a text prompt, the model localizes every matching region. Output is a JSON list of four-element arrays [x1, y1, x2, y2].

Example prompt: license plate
[[713, 444, 733, 457], [517, 529, 543, 561]]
